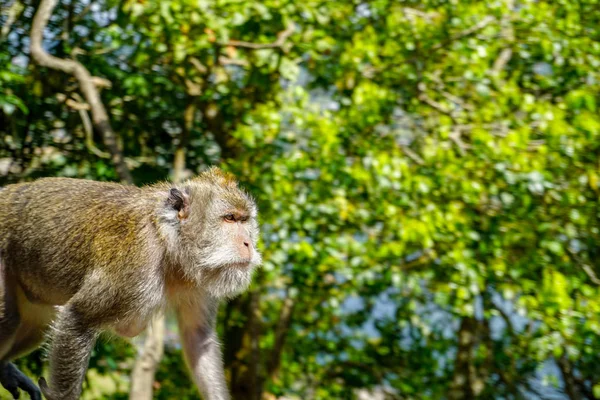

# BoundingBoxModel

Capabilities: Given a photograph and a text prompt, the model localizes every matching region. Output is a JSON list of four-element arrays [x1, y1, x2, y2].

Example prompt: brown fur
[[0, 167, 261, 400]]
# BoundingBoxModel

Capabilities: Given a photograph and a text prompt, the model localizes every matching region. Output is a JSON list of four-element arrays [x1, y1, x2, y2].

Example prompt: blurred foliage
[[2, 0, 600, 399]]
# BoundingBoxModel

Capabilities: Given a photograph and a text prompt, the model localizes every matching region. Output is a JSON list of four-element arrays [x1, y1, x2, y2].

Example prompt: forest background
[[1, 0, 600, 399]]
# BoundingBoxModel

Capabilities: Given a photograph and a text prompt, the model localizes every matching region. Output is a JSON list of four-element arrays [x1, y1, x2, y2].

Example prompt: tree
[[1, 0, 600, 399]]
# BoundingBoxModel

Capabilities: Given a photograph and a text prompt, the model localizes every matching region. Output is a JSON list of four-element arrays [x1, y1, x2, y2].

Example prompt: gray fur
[[0, 168, 261, 400]]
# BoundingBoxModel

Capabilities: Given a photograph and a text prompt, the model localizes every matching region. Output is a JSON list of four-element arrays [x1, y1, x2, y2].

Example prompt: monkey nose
[[241, 242, 251, 258]]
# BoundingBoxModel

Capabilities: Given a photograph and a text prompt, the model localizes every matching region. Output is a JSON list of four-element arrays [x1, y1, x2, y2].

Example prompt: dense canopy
[[1, 0, 600, 399]]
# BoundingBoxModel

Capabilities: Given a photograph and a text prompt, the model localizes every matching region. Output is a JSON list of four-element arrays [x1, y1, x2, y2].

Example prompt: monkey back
[[0, 178, 165, 306]]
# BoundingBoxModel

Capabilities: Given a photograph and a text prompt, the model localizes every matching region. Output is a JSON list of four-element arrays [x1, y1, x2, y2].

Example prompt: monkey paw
[[0, 363, 41, 400], [38, 378, 56, 400], [38, 377, 77, 400]]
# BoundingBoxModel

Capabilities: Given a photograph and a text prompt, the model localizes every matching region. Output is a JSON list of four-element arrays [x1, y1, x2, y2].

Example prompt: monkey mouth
[[228, 261, 252, 268], [220, 260, 254, 269]]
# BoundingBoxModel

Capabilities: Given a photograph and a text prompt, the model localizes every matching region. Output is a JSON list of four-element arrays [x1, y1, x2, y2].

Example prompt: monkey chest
[[113, 318, 149, 338], [111, 300, 165, 338]]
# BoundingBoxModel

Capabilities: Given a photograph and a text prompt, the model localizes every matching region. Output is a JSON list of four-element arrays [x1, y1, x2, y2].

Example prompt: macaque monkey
[[0, 167, 261, 400]]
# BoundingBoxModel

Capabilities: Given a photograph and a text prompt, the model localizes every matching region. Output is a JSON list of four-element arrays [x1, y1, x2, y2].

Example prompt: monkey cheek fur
[[203, 263, 258, 299], [179, 241, 262, 298], [205, 250, 262, 299]]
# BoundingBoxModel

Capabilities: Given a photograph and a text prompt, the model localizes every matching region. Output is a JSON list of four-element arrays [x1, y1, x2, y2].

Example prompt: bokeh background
[[2, 0, 600, 399]]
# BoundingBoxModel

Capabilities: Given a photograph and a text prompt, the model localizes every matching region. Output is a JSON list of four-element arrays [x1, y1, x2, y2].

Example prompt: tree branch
[[1, 0, 24, 40], [64, 93, 110, 159], [266, 291, 296, 381], [492, 0, 515, 76], [173, 98, 196, 183], [226, 23, 295, 50], [30, 0, 132, 184], [449, 131, 471, 155], [129, 317, 165, 400], [567, 248, 600, 285], [417, 83, 454, 115], [189, 57, 208, 74], [432, 16, 495, 51], [556, 352, 587, 400], [399, 145, 425, 165], [72, 2, 92, 23], [219, 56, 249, 67], [402, 7, 440, 21], [492, 301, 516, 336], [129, 94, 196, 400], [448, 317, 479, 400], [582, 264, 600, 285]]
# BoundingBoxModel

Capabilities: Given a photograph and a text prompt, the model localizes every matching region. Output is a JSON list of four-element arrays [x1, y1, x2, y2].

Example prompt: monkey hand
[[0, 362, 41, 400], [38, 377, 79, 400], [38, 378, 56, 400]]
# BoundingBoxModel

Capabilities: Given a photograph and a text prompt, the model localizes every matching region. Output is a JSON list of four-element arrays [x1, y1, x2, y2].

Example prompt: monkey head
[[157, 167, 262, 298]]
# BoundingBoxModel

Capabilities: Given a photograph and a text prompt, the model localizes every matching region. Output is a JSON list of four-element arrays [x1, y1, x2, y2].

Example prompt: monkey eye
[[223, 214, 236, 222]]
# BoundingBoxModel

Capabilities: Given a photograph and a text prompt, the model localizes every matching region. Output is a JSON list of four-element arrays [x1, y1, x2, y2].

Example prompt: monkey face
[[158, 168, 261, 298], [187, 191, 262, 271]]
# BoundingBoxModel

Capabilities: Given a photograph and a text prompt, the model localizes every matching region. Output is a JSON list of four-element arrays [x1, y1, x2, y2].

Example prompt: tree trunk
[[129, 96, 196, 399], [173, 100, 196, 183], [30, 2, 154, 398], [265, 291, 295, 383], [128, 317, 165, 400], [30, 0, 132, 185], [448, 317, 478, 400], [1, 0, 25, 40], [229, 292, 262, 400], [556, 353, 594, 400]]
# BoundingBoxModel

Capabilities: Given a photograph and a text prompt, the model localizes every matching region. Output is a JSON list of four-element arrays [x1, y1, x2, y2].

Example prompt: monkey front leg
[[0, 257, 42, 400], [177, 299, 230, 400], [39, 307, 98, 400]]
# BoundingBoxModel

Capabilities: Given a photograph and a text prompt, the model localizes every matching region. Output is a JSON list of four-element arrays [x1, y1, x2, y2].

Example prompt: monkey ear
[[167, 188, 190, 221]]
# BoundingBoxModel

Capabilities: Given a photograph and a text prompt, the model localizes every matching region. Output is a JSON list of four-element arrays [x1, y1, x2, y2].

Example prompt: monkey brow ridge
[[196, 166, 238, 188]]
